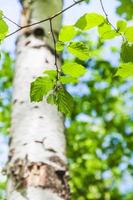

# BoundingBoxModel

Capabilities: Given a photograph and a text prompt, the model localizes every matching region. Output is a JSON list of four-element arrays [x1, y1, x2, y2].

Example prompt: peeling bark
[[7, 0, 70, 199]]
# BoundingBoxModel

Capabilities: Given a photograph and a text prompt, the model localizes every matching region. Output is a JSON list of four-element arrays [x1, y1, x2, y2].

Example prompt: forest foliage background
[[0, 0, 133, 199]]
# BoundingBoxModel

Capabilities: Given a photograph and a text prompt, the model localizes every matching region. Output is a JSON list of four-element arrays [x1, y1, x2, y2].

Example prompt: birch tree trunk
[[7, 0, 69, 199]]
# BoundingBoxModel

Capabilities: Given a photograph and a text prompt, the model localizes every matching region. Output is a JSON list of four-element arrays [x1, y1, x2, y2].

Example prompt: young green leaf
[[46, 93, 56, 105], [30, 76, 54, 102], [60, 76, 78, 84], [0, 20, 8, 41], [61, 62, 87, 78], [43, 70, 57, 80], [75, 13, 104, 31], [120, 43, 133, 63], [116, 62, 133, 78], [47, 87, 74, 116], [55, 87, 74, 116], [59, 25, 77, 42], [67, 42, 90, 60], [125, 26, 133, 43], [116, 20, 127, 32], [56, 41, 65, 51], [98, 23, 118, 40]]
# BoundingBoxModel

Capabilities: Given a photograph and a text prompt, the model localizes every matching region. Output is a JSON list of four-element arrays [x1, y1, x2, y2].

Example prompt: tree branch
[[5, 0, 85, 39], [3, 15, 21, 28]]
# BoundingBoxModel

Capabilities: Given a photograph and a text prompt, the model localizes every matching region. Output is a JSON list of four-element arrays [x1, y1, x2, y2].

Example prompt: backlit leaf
[[60, 76, 78, 84], [98, 23, 118, 40], [43, 70, 57, 80], [117, 20, 127, 32], [56, 41, 65, 51], [116, 62, 133, 78], [125, 26, 133, 42], [62, 62, 87, 78], [75, 13, 104, 31], [59, 25, 77, 42], [0, 20, 8, 41], [67, 42, 90, 60]]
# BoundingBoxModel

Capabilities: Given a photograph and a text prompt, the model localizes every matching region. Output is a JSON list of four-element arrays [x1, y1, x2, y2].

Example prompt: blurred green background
[[0, 0, 133, 199]]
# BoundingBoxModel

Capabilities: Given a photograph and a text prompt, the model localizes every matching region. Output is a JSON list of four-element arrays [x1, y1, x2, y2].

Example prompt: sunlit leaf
[[56, 41, 65, 51], [0, 20, 8, 41], [62, 62, 87, 77], [98, 23, 118, 40], [43, 70, 57, 80], [67, 42, 90, 60], [116, 62, 133, 78], [117, 20, 127, 32], [75, 13, 104, 30], [125, 26, 133, 43], [60, 75, 78, 84], [59, 25, 77, 42]]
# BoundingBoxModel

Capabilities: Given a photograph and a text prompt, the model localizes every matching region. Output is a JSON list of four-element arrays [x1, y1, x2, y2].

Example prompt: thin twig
[[3, 15, 21, 28], [6, 28, 22, 38], [99, 0, 125, 41], [49, 18, 59, 80], [5, 0, 85, 39]]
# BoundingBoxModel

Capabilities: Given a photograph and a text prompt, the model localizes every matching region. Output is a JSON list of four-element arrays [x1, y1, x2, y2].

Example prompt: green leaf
[[56, 41, 65, 51], [46, 93, 56, 105], [59, 25, 77, 42], [43, 70, 57, 80], [67, 42, 90, 60], [61, 62, 87, 78], [46, 87, 74, 115], [125, 26, 133, 43], [120, 43, 133, 63], [60, 76, 78, 84], [98, 23, 118, 40], [116, 62, 133, 78], [30, 76, 54, 102], [55, 87, 74, 116], [0, 20, 8, 41], [116, 20, 127, 32], [75, 13, 104, 31]]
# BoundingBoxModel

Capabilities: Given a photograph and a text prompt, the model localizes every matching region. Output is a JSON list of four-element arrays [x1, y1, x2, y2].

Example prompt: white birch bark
[[7, 0, 69, 199]]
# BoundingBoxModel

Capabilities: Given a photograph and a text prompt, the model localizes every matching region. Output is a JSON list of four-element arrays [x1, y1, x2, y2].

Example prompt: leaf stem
[[99, 0, 125, 41]]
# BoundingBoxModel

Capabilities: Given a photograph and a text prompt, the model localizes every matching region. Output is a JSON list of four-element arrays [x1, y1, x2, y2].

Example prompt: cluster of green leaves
[[0, 11, 8, 43], [31, 12, 133, 115], [30, 61, 87, 115], [66, 56, 133, 200]]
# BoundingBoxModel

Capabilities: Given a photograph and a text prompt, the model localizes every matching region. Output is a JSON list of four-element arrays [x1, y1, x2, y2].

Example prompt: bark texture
[[7, 0, 69, 199]]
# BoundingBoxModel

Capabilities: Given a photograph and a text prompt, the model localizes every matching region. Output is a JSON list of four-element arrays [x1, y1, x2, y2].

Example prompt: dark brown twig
[[3, 15, 21, 28]]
